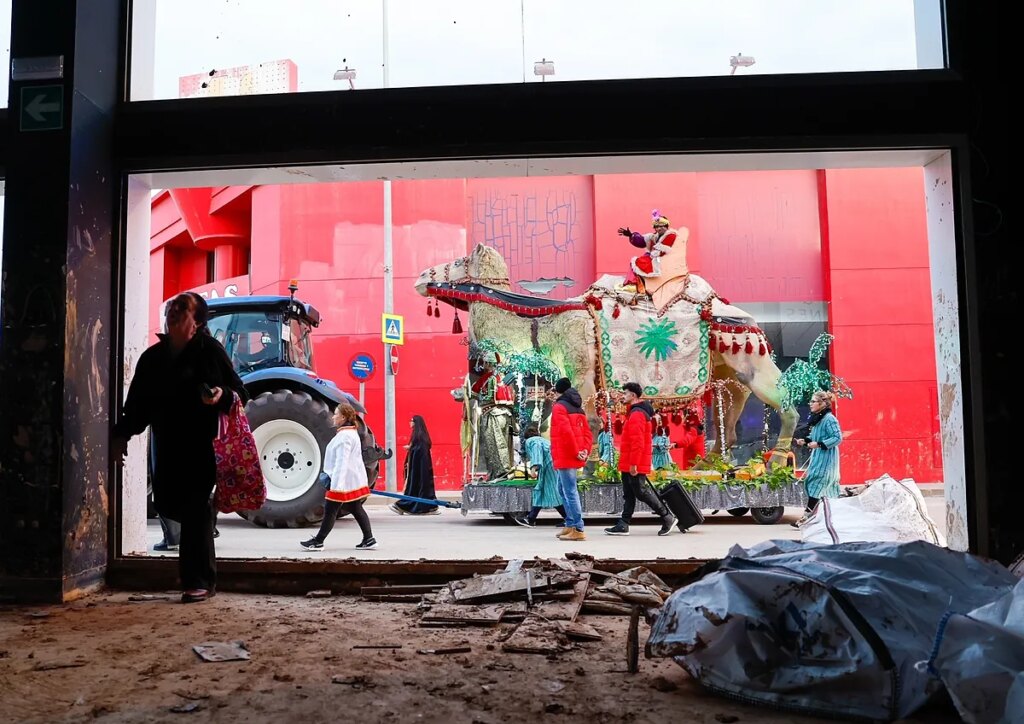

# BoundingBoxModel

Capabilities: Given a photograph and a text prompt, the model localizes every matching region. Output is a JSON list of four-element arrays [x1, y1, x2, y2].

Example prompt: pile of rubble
[[361, 554, 672, 658]]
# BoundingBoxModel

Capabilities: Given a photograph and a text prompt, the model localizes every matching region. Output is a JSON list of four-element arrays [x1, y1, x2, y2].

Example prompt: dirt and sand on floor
[[0, 590, 798, 724], [0, 591, 959, 724]]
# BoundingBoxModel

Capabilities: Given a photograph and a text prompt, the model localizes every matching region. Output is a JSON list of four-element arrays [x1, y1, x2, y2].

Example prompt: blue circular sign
[[348, 353, 376, 382]]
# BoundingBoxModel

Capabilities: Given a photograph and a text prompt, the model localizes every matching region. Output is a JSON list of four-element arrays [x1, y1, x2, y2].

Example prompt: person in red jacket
[[673, 405, 706, 469], [548, 377, 592, 542], [605, 382, 678, 537]]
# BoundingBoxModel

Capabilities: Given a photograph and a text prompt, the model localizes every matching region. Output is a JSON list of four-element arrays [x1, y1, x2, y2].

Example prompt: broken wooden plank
[[501, 615, 573, 655], [531, 589, 578, 601], [598, 581, 665, 608], [449, 570, 578, 604], [559, 621, 603, 642], [416, 646, 472, 655], [585, 589, 627, 604], [420, 603, 528, 627], [360, 594, 425, 603], [617, 566, 672, 594], [627, 607, 641, 673], [567, 575, 591, 623], [421, 604, 503, 623], [581, 600, 635, 616], [531, 575, 591, 622], [360, 584, 442, 596]]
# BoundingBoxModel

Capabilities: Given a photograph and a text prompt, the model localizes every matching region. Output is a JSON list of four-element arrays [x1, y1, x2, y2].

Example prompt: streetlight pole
[[382, 0, 398, 493]]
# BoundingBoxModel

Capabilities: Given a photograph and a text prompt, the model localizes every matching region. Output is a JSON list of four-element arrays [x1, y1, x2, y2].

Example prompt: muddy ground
[[0, 592, 958, 723]]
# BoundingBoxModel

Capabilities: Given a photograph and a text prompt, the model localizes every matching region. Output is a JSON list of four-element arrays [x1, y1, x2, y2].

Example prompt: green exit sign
[[19, 85, 64, 132]]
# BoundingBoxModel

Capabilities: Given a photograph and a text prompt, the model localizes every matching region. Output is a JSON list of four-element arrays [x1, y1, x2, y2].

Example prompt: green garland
[[475, 338, 562, 382], [778, 333, 854, 410]]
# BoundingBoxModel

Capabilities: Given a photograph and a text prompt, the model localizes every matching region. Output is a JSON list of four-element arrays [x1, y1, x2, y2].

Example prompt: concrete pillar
[[925, 152, 970, 552], [0, 0, 124, 602]]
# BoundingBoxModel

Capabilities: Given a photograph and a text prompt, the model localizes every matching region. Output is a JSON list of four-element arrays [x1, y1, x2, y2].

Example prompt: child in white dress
[[300, 403, 377, 550]]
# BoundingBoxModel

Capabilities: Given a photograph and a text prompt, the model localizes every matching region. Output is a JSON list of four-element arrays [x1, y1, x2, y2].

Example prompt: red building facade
[[149, 168, 942, 489]]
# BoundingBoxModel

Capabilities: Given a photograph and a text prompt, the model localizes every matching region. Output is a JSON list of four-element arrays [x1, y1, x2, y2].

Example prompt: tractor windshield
[[207, 311, 287, 374]]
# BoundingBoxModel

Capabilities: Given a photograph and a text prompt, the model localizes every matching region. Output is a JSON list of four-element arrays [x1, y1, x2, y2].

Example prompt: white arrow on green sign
[[19, 85, 64, 132]]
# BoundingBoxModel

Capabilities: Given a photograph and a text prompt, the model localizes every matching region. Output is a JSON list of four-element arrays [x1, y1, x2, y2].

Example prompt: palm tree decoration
[[778, 333, 853, 410], [635, 318, 679, 380]]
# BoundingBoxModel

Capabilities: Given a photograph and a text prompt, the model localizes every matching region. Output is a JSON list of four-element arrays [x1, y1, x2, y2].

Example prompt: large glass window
[[130, 0, 946, 101], [122, 151, 957, 561]]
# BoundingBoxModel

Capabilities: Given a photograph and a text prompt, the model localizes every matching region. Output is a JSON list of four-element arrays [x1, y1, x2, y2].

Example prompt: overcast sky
[[0, 1, 937, 306], [131, 0, 935, 100], [0, 1, 938, 104]]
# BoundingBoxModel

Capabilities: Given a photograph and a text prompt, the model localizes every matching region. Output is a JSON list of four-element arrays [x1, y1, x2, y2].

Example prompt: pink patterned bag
[[213, 393, 267, 513]]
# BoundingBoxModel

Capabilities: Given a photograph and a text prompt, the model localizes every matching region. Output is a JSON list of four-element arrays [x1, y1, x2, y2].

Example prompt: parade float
[[414, 214, 851, 524]]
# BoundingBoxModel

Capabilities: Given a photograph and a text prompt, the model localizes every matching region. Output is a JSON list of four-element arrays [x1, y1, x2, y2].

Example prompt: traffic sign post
[[381, 313, 404, 345], [348, 353, 376, 408]]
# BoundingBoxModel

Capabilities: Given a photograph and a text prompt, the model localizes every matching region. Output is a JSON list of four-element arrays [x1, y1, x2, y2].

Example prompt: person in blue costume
[[597, 421, 616, 465], [512, 425, 566, 528], [652, 426, 673, 470], [792, 390, 843, 528]]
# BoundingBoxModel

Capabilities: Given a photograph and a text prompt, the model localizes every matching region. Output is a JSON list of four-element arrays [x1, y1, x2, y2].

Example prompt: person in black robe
[[113, 292, 247, 603], [390, 415, 440, 515]]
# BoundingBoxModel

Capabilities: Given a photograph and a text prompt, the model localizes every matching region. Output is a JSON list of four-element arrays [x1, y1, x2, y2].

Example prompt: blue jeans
[[556, 468, 584, 530]]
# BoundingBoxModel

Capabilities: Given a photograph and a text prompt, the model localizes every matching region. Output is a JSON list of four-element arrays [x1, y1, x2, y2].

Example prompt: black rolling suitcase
[[657, 482, 704, 532]]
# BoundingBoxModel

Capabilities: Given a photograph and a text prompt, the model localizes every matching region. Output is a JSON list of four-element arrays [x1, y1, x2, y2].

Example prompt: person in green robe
[[472, 357, 515, 480], [512, 426, 566, 528]]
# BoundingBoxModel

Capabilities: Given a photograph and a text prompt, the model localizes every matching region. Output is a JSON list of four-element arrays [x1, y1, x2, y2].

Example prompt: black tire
[[238, 390, 336, 528], [727, 507, 750, 517], [750, 506, 785, 525]]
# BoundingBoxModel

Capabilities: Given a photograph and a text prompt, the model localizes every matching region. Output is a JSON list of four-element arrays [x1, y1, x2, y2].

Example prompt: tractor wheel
[[238, 390, 336, 528]]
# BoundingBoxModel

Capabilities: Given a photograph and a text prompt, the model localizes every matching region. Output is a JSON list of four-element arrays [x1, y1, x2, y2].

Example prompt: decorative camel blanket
[[585, 274, 715, 403]]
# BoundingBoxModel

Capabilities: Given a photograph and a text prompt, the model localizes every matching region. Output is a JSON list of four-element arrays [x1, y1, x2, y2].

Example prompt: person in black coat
[[113, 292, 247, 603], [391, 415, 439, 515]]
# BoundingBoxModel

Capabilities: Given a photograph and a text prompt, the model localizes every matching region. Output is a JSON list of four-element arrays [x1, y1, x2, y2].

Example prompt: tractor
[[201, 286, 389, 527]]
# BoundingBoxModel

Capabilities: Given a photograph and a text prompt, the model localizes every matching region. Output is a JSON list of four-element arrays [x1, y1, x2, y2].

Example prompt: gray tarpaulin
[[928, 578, 1024, 724], [646, 540, 1018, 722]]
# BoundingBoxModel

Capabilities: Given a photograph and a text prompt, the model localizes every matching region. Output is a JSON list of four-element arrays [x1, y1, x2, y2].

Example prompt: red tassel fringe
[[452, 312, 463, 335]]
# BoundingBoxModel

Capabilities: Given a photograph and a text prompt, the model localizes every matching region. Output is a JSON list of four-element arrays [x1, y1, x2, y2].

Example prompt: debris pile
[[360, 555, 673, 656]]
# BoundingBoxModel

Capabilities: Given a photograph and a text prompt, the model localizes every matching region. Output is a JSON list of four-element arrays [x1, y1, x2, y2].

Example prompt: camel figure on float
[[415, 216, 797, 464]]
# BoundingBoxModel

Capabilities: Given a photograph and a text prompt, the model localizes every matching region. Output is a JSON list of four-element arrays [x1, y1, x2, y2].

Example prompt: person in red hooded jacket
[[672, 405, 706, 469], [604, 382, 678, 537], [548, 377, 592, 542]]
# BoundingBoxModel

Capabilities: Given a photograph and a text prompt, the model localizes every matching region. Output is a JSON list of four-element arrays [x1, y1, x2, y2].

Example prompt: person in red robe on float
[[672, 404, 706, 469], [617, 210, 680, 292]]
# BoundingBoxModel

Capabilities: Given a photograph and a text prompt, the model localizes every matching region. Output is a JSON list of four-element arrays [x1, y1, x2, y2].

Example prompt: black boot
[[658, 512, 677, 536]]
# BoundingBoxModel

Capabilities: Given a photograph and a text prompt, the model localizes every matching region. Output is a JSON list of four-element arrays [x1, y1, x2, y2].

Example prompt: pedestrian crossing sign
[[382, 313, 405, 345]]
